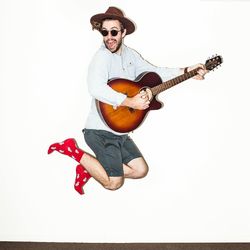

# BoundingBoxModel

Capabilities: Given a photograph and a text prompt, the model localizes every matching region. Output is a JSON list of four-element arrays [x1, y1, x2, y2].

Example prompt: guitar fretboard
[[151, 68, 201, 95]]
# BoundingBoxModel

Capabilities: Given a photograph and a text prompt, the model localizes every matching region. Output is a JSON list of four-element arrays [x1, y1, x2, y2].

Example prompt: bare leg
[[79, 153, 124, 190], [123, 157, 149, 179], [80, 155, 147, 189]]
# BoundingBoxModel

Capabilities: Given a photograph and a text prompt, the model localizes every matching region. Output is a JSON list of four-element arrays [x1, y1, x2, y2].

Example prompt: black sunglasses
[[100, 29, 122, 37]]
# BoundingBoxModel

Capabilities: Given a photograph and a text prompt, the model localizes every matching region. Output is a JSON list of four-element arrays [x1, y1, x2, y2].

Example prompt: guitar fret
[[152, 68, 199, 95]]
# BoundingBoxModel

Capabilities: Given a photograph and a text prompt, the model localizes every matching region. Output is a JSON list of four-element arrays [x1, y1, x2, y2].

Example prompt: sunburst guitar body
[[96, 55, 223, 133]]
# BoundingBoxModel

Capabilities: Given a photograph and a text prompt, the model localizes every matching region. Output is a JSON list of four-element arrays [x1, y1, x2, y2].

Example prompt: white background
[[1, 0, 250, 243]]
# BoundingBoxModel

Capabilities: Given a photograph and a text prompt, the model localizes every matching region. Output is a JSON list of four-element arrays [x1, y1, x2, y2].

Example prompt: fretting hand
[[185, 63, 208, 80]]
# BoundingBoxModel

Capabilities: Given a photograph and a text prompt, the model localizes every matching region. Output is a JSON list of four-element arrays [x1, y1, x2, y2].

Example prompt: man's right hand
[[121, 90, 151, 110]]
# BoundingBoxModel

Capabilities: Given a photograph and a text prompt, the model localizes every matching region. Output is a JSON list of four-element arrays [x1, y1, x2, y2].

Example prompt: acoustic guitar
[[96, 55, 223, 133]]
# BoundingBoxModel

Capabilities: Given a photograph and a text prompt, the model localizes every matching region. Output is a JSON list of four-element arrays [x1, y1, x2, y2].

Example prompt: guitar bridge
[[128, 107, 135, 113]]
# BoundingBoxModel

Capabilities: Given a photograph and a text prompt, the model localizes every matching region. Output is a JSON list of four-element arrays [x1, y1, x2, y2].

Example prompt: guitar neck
[[151, 67, 201, 95]]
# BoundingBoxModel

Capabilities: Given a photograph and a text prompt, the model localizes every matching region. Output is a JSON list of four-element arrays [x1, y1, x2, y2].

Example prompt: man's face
[[101, 20, 126, 53]]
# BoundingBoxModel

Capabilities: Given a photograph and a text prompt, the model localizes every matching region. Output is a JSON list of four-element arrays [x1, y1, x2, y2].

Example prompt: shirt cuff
[[116, 93, 127, 106]]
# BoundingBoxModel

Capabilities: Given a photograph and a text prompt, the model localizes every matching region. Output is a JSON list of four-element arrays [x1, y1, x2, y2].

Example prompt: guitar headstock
[[205, 55, 223, 71]]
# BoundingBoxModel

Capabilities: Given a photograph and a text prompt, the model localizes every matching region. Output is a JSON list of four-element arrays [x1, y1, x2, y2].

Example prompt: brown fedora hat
[[90, 6, 136, 35]]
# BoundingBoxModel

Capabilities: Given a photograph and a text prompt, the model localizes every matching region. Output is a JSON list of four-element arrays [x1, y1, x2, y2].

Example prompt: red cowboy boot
[[48, 138, 84, 162], [74, 164, 92, 195]]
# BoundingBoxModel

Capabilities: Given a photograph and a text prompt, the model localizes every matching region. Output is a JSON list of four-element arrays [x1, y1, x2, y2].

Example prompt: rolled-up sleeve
[[87, 51, 127, 106]]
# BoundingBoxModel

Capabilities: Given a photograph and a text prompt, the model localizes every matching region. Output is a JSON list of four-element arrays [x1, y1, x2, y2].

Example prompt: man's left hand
[[187, 63, 208, 80]]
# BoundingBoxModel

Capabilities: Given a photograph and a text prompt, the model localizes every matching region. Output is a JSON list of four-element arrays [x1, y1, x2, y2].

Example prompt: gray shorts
[[83, 129, 143, 177]]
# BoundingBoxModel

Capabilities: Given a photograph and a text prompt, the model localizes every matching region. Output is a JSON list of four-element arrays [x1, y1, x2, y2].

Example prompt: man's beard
[[105, 39, 122, 53]]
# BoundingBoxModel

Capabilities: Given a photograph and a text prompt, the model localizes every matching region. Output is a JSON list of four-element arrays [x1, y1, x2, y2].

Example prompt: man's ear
[[122, 29, 127, 38]]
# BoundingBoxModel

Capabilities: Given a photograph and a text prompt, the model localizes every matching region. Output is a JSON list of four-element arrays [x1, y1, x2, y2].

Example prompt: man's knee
[[136, 167, 149, 178], [134, 162, 149, 179], [127, 157, 149, 179], [104, 177, 124, 191]]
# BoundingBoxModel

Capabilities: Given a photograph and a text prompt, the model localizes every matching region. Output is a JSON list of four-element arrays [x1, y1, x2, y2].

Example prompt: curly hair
[[91, 20, 102, 31]]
